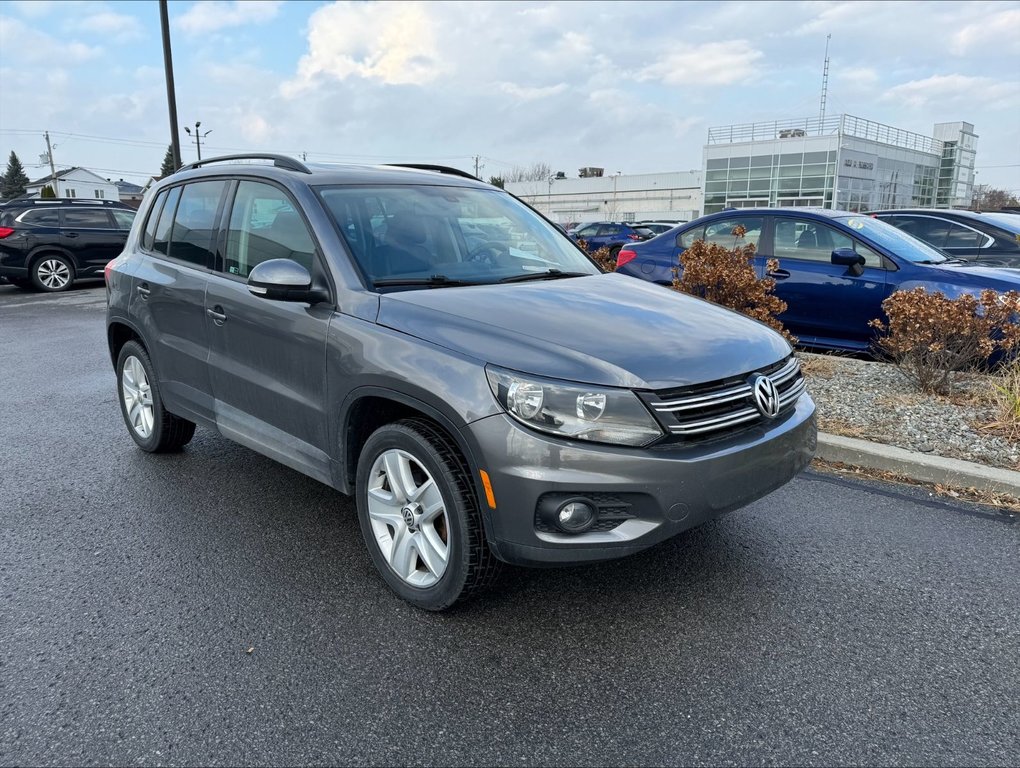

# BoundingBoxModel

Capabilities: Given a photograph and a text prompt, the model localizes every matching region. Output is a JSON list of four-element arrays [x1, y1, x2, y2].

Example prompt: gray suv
[[106, 154, 816, 610]]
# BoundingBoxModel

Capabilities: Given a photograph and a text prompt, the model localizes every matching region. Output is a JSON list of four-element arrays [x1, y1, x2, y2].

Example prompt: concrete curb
[[816, 433, 1020, 496]]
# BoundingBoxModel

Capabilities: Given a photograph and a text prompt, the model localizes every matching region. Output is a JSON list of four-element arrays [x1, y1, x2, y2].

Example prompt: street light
[[183, 121, 212, 161]]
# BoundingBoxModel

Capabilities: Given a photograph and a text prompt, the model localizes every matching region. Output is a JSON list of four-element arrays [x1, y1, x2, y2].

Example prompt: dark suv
[[106, 154, 816, 610], [0, 198, 136, 291], [868, 209, 1020, 268]]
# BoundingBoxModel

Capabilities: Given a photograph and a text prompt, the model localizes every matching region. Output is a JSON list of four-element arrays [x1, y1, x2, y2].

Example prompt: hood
[[376, 273, 791, 390]]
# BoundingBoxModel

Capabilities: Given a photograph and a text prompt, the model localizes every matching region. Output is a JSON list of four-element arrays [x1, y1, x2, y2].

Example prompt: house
[[25, 167, 119, 202], [113, 179, 146, 209]]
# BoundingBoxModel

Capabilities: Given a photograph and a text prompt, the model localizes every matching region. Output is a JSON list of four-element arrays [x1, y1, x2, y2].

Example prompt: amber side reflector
[[479, 470, 497, 509]]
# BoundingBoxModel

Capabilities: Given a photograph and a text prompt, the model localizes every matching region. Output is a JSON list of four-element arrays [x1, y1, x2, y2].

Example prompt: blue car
[[569, 221, 654, 257], [614, 208, 1020, 352]]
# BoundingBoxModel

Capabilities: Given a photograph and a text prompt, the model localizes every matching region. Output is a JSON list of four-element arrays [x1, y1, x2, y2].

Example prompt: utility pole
[[159, 0, 182, 171], [43, 131, 57, 179], [473, 155, 483, 177], [184, 121, 212, 161]]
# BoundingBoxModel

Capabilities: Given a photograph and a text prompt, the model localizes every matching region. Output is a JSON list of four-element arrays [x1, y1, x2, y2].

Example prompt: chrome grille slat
[[648, 355, 807, 442]]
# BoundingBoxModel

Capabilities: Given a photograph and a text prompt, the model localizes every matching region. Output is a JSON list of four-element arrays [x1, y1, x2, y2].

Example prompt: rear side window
[[112, 210, 136, 230], [19, 209, 61, 226], [62, 210, 113, 229], [224, 181, 315, 277], [168, 181, 227, 268], [151, 186, 182, 256], [142, 191, 168, 250], [944, 223, 985, 249], [888, 215, 951, 248]]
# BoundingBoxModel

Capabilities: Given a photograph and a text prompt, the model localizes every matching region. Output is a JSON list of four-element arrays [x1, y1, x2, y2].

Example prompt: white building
[[25, 167, 119, 201], [702, 115, 977, 215], [506, 171, 703, 224]]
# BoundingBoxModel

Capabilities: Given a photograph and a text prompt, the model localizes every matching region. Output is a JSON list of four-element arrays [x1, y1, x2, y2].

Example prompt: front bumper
[[463, 394, 816, 566]]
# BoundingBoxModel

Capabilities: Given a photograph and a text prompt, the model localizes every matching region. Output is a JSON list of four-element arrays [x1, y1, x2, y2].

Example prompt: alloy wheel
[[121, 355, 154, 439], [37, 259, 71, 290], [366, 449, 450, 588]]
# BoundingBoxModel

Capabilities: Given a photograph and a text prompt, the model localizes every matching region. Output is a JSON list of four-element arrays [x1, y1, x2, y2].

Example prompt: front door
[[760, 215, 891, 348], [205, 179, 335, 484]]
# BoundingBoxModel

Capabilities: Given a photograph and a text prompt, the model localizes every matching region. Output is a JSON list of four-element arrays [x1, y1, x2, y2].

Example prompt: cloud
[[284, 1, 444, 93], [0, 16, 102, 64], [882, 74, 1020, 109], [77, 10, 144, 41], [175, 0, 282, 35], [499, 82, 568, 101], [636, 41, 763, 86], [952, 9, 1020, 55]]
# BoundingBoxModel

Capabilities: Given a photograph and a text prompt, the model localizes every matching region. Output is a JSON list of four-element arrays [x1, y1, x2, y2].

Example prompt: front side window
[[167, 181, 226, 267], [62, 210, 113, 229], [317, 184, 599, 288], [773, 217, 882, 268], [575, 224, 599, 238], [225, 181, 316, 278]]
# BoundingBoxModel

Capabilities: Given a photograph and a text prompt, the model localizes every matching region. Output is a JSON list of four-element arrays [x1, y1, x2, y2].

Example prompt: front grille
[[644, 356, 806, 441]]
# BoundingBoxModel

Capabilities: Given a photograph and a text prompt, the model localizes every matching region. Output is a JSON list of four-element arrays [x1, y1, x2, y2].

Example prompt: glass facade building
[[702, 115, 976, 215]]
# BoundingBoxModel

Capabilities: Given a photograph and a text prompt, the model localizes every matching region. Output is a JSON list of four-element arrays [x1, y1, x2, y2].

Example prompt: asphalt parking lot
[[1, 283, 1018, 767]]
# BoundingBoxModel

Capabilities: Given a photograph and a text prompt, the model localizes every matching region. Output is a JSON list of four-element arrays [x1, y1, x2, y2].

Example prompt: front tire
[[31, 254, 75, 292], [356, 418, 500, 610], [116, 340, 196, 453]]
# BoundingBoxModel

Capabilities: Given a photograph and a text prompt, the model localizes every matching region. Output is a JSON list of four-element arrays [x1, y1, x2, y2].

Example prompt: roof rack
[[177, 154, 311, 174], [0, 198, 128, 207], [386, 163, 479, 181]]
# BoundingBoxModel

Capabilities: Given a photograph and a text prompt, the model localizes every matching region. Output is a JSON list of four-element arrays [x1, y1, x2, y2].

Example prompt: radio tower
[[819, 34, 831, 123]]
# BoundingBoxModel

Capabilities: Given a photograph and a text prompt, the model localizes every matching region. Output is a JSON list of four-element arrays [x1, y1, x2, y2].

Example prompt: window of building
[[773, 217, 882, 267], [66, 188, 76, 198], [225, 181, 316, 277], [94, 190, 105, 199]]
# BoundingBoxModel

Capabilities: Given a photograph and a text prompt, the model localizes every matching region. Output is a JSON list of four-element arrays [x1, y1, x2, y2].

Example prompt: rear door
[[131, 181, 227, 423], [205, 179, 335, 484], [59, 208, 124, 276], [760, 215, 891, 347]]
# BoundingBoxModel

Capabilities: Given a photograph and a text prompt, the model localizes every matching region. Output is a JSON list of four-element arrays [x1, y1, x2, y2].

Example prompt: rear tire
[[31, 254, 75, 292], [355, 418, 500, 610], [116, 340, 196, 453]]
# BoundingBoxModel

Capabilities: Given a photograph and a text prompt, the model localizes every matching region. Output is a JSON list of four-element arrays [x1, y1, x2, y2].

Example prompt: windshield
[[316, 184, 599, 288], [837, 215, 949, 263]]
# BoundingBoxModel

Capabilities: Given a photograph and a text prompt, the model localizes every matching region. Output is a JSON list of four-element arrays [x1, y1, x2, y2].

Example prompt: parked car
[[105, 154, 816, 610], [636, 221, 687, 235], [0, 198, 136, 291], [868, 209, 1020, 268], [569, 221, 655, 256], [614, 207, 1020, 353]]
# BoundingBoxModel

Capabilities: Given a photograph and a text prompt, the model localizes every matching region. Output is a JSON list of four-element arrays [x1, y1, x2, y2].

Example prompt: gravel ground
[[802, 352, 1020, 472]]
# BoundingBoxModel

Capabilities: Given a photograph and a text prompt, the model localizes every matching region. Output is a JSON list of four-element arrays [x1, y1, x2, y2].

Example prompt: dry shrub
[[671, 225, 795, 343], [987, 358, 1020, 441], [869, 287, 1020, 395], [576, 238, 616, 271]]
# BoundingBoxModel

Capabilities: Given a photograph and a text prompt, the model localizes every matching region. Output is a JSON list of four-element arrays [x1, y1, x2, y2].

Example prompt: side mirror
[[247, 258, 319, 302], [831, 248, 866, 277]]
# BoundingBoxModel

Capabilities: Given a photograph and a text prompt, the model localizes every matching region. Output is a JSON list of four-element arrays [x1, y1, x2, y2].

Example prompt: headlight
[[486, 366, 663, 446]]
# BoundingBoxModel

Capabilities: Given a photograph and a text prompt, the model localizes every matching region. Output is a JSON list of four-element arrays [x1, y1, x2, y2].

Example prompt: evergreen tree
[[40, 185, 57, 198], [488, 176, 505, 189], [159, 145, 176, 177], [1, 151, 30, 199]]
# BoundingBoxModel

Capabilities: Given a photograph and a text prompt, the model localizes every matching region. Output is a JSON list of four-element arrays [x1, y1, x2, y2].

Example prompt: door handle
[[207, 305, 227, 325], [136, 283, 151, 298], [768, 269, 791, 280], [64, 232, 79, 238]]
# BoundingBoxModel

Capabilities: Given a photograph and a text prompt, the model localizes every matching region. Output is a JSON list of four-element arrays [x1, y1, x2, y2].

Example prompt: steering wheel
[[466, 241, 508, 264]]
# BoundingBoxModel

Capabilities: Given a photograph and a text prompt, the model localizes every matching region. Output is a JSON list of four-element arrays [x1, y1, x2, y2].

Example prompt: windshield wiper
[[372, 275, 481, 288], [499, 269, 591, 283]]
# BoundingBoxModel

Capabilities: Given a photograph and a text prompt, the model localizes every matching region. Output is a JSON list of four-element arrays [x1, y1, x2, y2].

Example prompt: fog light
[[556, 499, 597, 533]]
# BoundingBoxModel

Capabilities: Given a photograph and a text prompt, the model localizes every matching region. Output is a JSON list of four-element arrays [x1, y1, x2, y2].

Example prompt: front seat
[[377, 212, 432, 275]]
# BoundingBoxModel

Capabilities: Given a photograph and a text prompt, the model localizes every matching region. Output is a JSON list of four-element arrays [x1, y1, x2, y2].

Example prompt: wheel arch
[[28, 246, 79, 274], [337, 387, 497, 543], [107, 318, 146, 369]]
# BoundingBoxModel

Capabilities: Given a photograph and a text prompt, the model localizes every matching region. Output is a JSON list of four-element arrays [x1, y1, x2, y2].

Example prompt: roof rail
[[177, 154, 311, 174], [386, 163, 479, 181]]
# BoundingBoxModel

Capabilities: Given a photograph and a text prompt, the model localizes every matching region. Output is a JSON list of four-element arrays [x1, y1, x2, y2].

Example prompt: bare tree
[[506, 162, 552, 183], [970, 186, 1020, 211]]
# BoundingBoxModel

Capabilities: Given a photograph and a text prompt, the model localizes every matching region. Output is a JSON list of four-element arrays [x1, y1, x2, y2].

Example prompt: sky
[[0, 0, 1018, 193]]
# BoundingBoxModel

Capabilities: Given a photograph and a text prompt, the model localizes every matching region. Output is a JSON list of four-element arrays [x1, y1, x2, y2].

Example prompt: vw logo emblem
[[750, 374, 781, 419], [401, 506, 416, 529]]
